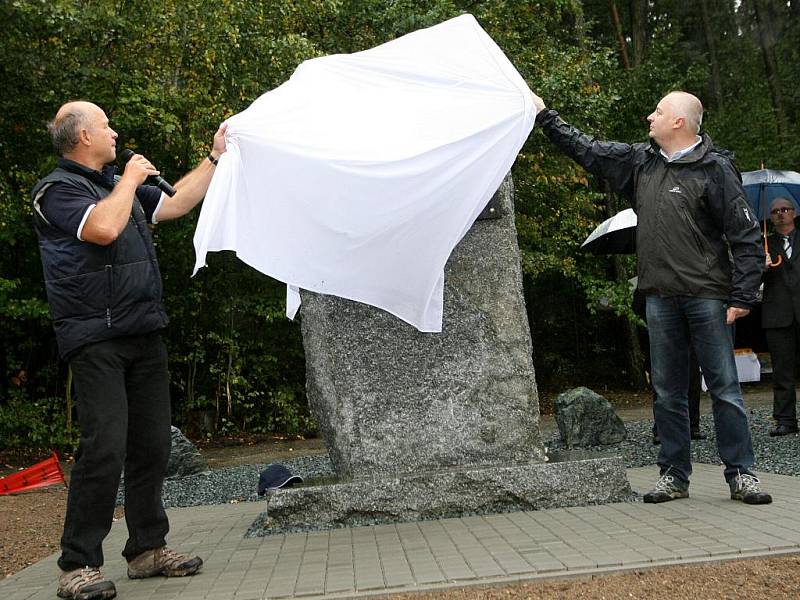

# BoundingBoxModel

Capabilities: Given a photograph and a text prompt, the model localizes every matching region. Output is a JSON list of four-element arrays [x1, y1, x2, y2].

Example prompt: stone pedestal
[[247, 455, 630, 536], [248, 175, 630, 536]]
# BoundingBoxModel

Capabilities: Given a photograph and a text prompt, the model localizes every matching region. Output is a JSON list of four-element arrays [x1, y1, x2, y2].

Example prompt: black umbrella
[[581, 208, 637, 255]]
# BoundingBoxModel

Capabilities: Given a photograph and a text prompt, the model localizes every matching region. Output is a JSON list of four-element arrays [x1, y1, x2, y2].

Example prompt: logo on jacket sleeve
[[668, 186, 683, 194]]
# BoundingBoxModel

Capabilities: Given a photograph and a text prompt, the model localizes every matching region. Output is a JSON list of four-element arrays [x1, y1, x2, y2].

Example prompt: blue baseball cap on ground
[[257, 463, 303, 495]]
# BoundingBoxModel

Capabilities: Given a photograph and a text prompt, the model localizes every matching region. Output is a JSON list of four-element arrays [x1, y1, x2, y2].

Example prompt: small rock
[[554, 387, 626, 448], [166, 426, 208, 478]]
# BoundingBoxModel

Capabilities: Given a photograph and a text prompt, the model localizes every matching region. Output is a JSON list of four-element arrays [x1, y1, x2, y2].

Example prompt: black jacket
[[762, 230, 800, 328], [31, 165, 168, 359], [536, 109, 764, 308]]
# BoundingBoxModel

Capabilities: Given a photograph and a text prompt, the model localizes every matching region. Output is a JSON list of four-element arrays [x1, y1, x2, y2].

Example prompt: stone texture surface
[[300, 176, 544, 480], [246, 455, 631, 536], [166, 426, 208, 478], [554, 387, 627, 448]]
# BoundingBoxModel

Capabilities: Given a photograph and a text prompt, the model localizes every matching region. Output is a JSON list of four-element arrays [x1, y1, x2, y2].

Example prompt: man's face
[[770, 200, 796, 232], [84, 104, 118, 165], [646, 96, 677, 145]]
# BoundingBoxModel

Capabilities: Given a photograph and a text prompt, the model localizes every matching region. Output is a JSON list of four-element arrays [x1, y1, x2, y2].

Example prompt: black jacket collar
[[57, 157, 117, 190]]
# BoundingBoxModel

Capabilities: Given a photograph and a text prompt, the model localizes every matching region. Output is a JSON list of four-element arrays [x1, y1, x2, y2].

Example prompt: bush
[[0, 390, 77, 450]]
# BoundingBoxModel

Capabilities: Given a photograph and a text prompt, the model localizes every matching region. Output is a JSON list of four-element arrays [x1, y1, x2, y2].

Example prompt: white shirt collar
[[660, 135, 703, 162]]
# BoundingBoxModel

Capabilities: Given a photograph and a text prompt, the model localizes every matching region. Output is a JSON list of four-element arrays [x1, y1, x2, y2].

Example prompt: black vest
[[31, 167, 168, 359]]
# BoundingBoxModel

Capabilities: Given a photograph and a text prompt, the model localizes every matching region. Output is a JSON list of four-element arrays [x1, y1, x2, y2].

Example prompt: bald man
[[762, 196, 800, 437], [530, 91, 770, 506], [31, 101, 227, 600]]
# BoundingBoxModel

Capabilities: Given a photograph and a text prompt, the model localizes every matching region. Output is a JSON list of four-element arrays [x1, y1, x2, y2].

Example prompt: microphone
[[119, 149, 176, 197]]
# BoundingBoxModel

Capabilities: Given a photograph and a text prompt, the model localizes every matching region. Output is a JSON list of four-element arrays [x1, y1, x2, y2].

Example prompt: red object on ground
[[0, 451, 66, 495]]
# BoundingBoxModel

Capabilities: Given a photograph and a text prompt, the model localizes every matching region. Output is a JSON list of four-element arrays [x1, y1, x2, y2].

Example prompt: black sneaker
[[729, 473, 772, 505], [769, 424, 799, 437], [690, 428, 707, 440], [643, 473, 689, 503]]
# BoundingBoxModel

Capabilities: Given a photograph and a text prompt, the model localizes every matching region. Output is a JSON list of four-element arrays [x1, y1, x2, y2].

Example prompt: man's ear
[[673, 116, 685, 130], [79, 127, 92, 146]]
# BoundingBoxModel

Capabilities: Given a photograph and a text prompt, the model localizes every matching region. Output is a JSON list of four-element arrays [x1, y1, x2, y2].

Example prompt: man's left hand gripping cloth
[[192, 13, 535, 332]]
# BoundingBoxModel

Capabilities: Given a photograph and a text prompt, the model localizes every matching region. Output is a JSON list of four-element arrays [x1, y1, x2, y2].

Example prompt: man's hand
[[530, 91, 546, 114], [155, 122, 229, 222], [726, 306, 750, 324], [210, 123, 228, 160], [121, 153, 159, 186], [83, 155, 157, 245], [766, 253, 782, 269]]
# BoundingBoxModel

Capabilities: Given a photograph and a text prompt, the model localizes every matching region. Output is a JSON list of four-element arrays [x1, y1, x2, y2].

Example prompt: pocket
[[678, 204, 715, 272], [731, 198, 758, 231]]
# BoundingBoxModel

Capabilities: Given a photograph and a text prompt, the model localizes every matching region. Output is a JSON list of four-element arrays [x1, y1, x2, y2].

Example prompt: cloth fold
[[193, 13, 535, 331]]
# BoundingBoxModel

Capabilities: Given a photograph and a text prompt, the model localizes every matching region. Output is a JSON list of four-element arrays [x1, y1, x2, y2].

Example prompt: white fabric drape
[[193, 13, 535, 332]]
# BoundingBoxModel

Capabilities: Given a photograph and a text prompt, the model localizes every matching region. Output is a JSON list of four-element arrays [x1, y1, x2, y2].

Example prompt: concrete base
[[246, 455, 632, 537]]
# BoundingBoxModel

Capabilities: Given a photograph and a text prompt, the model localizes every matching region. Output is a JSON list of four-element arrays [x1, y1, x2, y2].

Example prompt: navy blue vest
[[31, 167, 168, 359]]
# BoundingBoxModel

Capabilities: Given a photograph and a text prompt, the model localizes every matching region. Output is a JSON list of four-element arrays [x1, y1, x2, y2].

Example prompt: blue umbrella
[[742, 169, 800, 269], [741, 169, 800, 220]]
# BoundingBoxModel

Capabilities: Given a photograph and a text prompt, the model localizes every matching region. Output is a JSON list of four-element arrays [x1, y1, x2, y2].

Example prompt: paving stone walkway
[[3, 464, 798, 600]]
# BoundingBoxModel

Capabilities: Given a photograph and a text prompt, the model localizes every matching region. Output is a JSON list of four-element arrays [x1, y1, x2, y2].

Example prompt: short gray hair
[[685, 104, 703, 134], [47, 106, 90, 155]]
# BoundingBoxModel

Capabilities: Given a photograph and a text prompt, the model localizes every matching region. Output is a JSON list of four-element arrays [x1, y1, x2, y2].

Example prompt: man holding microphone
[[31, 100, 226, 600]]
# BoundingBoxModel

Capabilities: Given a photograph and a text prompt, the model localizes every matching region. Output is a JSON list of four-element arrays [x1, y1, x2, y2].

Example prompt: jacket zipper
[[105, 264, 112, 328], [678, 206, 712, 271]]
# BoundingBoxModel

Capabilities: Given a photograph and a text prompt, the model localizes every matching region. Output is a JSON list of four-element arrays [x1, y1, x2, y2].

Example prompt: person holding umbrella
[[762, 196, 800, 436], [585, 210, 707, 443], [530, 90, 771, 505]]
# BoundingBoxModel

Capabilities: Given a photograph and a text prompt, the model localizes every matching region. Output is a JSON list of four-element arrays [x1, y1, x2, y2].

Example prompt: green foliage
[[0, 390, 77, 449], [1, 0, 797, 447]]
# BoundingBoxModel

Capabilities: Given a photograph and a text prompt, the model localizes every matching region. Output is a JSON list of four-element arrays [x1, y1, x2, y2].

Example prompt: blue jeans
[[646, 295, 755, 485]]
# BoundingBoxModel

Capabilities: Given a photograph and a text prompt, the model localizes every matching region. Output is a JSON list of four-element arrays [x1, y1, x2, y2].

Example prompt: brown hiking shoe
[[127, 546, 203, 579], [729, 473, 773, 505], [57, 566, 116, 600]]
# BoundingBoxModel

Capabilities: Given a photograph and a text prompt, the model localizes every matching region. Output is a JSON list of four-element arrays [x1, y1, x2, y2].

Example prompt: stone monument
[[248, 175, 630, 535], [301, 176, 544, 478]]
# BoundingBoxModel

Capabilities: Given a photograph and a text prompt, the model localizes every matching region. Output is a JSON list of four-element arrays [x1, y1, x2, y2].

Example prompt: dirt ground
[[3, 388, 800, 598]]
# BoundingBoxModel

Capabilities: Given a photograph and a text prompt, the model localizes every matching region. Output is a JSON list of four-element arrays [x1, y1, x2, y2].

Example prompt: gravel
[[546, 406, 800, 476], [117, 454, 336, 508], [120, 407, 798, 509]]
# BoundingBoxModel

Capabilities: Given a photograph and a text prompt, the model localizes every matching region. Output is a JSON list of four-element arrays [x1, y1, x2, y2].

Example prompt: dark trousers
[[59, 332, 172, 571], [766, 321, 800, 426]]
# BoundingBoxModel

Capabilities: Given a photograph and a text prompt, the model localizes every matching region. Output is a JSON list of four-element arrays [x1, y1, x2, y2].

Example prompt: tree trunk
[[752, 0, 789, 142], [629, 0, 647, 67], [699, 0, 724, 109], [611, 250, 646, 390], [605, 189, 647, 390], [609, 0, 631, 69]]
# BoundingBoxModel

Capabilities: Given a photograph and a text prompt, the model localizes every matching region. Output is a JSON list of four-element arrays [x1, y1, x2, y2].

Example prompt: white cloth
[[193, 14, 535, 332]]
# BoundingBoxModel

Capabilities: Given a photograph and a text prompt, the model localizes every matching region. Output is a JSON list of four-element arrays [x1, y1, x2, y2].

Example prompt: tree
[[1, 0, 797, 447]]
